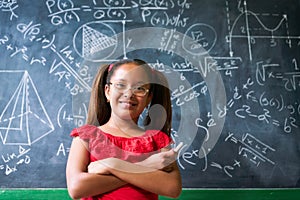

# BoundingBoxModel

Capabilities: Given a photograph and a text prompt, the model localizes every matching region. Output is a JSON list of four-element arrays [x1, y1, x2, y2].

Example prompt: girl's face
[[105, 63, 152, 122]]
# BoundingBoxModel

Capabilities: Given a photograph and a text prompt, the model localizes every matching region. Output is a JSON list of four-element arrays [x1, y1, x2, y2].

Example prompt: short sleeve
[[147, 130, 173, 150], [70, 124, 99, 141]]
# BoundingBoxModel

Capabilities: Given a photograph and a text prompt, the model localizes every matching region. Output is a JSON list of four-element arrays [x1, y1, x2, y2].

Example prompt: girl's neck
[[103, 116, 144, 138], [109, 117, 137, 129]]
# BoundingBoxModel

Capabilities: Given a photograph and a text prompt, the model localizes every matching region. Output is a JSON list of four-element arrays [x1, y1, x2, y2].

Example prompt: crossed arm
[[66, 137, 182, 199]]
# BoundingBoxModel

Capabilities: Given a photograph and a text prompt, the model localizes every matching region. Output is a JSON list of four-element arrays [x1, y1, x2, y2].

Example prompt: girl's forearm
[[67, 172, 126, 199], [107, 158, 182, 198], [66, 138, 127, 199]]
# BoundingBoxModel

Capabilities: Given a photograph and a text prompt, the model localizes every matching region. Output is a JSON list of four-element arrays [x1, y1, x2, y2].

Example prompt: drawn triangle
[[25, 72, 54, 144], [0, 73, 28, 145], [82, 25, 117, 57], [0, 71, 54, 145]]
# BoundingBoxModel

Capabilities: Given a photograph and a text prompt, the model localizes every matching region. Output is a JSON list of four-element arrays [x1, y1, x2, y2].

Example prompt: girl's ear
[[105, 84, 110, 102], [146, 92, 153, 105]]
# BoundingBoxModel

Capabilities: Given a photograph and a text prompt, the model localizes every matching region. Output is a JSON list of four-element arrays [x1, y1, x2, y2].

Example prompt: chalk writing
[[225, 132, 275, 167], [56, 143, 70, 157], [57, 103, 87, 127], [211, 159, 241, 178], [0, 0, 19, 20], [0, 146, 31, 175]]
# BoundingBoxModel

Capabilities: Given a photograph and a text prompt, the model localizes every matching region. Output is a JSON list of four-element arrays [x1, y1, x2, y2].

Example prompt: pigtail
[[144, 70, 172, 136], [86, 64, 111, 126]]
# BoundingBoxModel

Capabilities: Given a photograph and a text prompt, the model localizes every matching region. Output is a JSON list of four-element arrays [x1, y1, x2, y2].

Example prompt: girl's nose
[[123, 88, 134, 98]]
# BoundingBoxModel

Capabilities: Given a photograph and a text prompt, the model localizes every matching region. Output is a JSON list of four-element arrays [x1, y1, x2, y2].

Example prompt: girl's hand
[[88, 158, 117, 175], [136, 149, 178, 171]]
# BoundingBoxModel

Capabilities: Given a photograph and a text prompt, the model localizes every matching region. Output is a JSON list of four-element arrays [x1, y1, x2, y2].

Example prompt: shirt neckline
[[93, 125, 150, 139]]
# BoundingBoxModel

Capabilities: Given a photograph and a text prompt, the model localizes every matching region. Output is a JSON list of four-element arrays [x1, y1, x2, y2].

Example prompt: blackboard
[[0, 0, 299, 189]]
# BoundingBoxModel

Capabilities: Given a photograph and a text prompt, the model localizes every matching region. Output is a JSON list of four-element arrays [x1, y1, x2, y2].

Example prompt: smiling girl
[[66, 59, 182, 200]]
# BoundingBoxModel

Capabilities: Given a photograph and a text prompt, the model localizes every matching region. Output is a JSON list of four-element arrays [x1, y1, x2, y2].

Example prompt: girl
[[66, 59, 182, 199]]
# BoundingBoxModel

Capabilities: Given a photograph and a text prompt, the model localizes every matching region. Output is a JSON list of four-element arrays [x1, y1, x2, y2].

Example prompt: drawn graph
[[0, 70, 54, 145], [226, 0, 300, 61]]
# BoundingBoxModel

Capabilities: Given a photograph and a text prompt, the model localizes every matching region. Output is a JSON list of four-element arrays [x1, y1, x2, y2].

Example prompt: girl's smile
[[119, 100, 138, 109]]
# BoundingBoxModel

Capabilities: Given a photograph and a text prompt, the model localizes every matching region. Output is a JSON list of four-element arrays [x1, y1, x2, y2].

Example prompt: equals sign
[[227, 99, 234, 108], [275, 73, 283, 79], [81, 5, 92, 11], [272, 119, 280, 126]]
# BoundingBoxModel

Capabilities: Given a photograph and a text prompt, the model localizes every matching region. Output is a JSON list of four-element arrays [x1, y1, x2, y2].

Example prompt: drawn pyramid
[[0, 71, 54, 145], [82, 24, 117, 57]]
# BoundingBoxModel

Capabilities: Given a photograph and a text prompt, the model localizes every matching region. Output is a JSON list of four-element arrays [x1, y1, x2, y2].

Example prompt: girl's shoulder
[[70, 124, 100, 140], [144, 130, 173, 148]]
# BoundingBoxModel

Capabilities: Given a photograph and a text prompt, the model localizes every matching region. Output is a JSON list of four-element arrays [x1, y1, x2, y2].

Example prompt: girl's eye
[[135, 86, 146, 92], [115, 83, 126, 89]]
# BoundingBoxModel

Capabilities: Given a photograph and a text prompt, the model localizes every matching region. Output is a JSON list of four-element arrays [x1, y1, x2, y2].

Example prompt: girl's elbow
[[169, 187, 182, 199], [68, 186, 84, 199], [67, 178, 84, 199], [68, 190, 80, 200], [164, 183, 182, 198], [67, 186, 79, 199]]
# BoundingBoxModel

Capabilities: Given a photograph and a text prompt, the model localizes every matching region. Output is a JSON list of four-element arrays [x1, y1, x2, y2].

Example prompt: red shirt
[[70, 124, 172, 200]]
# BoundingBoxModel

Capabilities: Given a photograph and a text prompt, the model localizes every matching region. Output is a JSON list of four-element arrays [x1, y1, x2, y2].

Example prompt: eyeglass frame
[[108, 82, 150, 97]]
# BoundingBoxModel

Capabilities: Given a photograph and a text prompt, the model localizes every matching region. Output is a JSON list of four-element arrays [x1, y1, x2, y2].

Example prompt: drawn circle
[[73, 21, 118, 61], [183, 23, 217, 55], [57, 0, 74, 10], [103, 0, 125, 7]]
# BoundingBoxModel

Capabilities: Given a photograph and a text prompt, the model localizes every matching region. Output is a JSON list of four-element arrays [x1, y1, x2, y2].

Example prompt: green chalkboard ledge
[[0, 188, 300, 200]]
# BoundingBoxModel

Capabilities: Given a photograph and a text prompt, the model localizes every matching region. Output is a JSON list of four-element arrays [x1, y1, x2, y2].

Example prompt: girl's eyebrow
[[136, 81, 148, 85], [113, 79, 148, 85], [112, 78, 126, 82]]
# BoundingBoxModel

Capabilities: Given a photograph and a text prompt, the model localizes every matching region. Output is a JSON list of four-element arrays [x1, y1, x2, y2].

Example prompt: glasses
[[108, 82, 149, 97]]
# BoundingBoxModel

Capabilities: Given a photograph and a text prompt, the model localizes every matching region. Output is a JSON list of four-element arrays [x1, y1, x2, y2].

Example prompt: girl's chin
[[118, 111, 141, 121]]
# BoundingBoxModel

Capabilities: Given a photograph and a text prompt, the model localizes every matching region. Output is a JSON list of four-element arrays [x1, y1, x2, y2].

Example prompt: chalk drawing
[[0, 70, 54, 145]]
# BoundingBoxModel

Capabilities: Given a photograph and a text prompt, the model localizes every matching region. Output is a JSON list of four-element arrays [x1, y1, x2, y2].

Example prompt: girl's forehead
[[112, 63, 150, 81]]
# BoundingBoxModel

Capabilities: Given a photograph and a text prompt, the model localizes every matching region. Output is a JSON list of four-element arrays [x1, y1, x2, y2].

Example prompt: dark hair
[[144, 69, 172, 135], [86, 59, 172, 136]]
